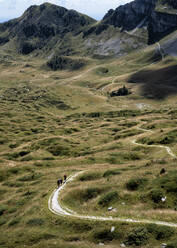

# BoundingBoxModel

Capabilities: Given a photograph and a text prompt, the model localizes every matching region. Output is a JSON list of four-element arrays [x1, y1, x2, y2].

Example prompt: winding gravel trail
[[48, 126, 176, 227], [133, 127, 176, 158], [48, 172, 177, 228]]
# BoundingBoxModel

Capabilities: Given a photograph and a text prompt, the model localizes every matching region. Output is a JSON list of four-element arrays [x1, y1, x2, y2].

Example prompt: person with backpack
[[57, 178, 63, 188]]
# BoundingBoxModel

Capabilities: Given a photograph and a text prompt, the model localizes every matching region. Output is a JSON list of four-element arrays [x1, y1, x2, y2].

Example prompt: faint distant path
[[131, 126, 176, 158], [48, 172, 177, 228]]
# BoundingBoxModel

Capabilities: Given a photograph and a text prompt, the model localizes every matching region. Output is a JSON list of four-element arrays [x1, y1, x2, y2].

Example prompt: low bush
[[93, 229, 115, 242], [0, 205, 8, 216], [8, 207, 18, 214], [8, 218, 20, 226], [0, 217, 7, 226], [0, 169, 9, 182], [79, 172, 101, 181], [103, 169, 121, 177], [9, 167, 20, 174], [18, 173, 42, 182], [0, 189, 7, 196], [124, 227, 149, 246], [126, 178, 148, 191], [97, 67, 109, 74], [158, 171, 177, 193], [98, 191, 118, 207], [26, 218, 44, 226], [82, 187, 103, 201], [166, 240, 177, 248], [147, 224, 174, 240], [149, 189, 164, 203]]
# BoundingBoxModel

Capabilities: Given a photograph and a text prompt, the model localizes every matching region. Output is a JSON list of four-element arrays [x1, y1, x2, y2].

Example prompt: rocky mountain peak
[[103, 0, 177, 44], [0, 3, 95, 54]]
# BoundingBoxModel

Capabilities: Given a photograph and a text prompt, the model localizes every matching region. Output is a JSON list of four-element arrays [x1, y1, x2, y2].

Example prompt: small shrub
[[98, 191, 118, 207], [18, 150, 30, 157], [97, 67, 109, 74], [158, 172, 177, 193], [64, 236, 80, 242], [106, 156, 117, 164], [103, 169, 121, 177], [0, 205, 8, 216], [147, 224, 174, 240], [47, 145, 70, 156], [18, 173, 42, 182], [79, 172, 101, 181], [26, 218, 44, 226], [0, 189, 7, 196], [9, 167, 20, 174], [0, 217, 7, 226], [8, 218, 20, 226], [166, 240, 177, 248], [150, 189, 164, 203], [8, 207, 18, 214], [126, 178, 148, 191], [9, 143, 18, 149], [125, 227, 149, 246], [93, 229, 114, 242], [0, 170, 9, 182], [82, 187, 103, 201], [16, 198, 28, 206], [34, 162, 43, 167], [21, 155, 34, 161]]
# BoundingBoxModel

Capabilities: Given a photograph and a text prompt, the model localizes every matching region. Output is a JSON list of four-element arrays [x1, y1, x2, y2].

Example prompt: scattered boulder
[[161, 196, 167, 202], [108, 206, 113, 211], [99, 243, 105, 246], [111, 226, 115, 232], [120, 243, 126, 248]]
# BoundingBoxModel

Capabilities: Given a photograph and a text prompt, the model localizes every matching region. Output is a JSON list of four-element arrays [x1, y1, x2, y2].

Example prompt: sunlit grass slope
[[0, 45, 177, 247]]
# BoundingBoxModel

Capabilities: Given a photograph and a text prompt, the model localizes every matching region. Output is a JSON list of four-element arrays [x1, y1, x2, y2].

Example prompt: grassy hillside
[[0, 42, 177, 248]]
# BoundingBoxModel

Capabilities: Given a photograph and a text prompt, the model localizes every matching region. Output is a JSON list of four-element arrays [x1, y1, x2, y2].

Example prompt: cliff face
[[149, 11, 177, 43], [103, 0, 157, 31], [103, 0, 177, 44]]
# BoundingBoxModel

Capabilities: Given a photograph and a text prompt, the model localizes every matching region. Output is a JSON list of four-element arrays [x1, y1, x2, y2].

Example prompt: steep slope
[[0, 0, 177, 58], [0, 2, 148, 58], [0, 2, 95, 55], [99, 0, 177, 44]]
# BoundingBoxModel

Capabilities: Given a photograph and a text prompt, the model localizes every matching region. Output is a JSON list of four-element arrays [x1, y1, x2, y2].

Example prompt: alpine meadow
[[0, 0, 177, 247]]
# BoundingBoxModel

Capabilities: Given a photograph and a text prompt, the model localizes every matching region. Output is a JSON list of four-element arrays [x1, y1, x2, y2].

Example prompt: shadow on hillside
[[128, 65, 177, 99]]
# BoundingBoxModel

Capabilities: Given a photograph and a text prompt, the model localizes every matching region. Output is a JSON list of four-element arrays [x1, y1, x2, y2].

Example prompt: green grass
[[0, 43, 177, 248]]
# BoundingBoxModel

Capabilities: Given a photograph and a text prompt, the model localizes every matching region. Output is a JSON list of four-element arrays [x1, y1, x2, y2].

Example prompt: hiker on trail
[[64, 174, 67, 183], [57, 178, 63, 188], [160, 168, 166, 175]]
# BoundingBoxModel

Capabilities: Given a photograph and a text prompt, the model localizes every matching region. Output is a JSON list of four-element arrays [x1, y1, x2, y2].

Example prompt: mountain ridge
[[0, 0, 177, 57]]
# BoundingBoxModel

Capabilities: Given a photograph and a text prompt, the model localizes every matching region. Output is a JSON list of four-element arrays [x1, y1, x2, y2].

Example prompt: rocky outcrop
[[102, 0, 177, 44], [148, 11, 177, 43], [103, 0, 157, 31]]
